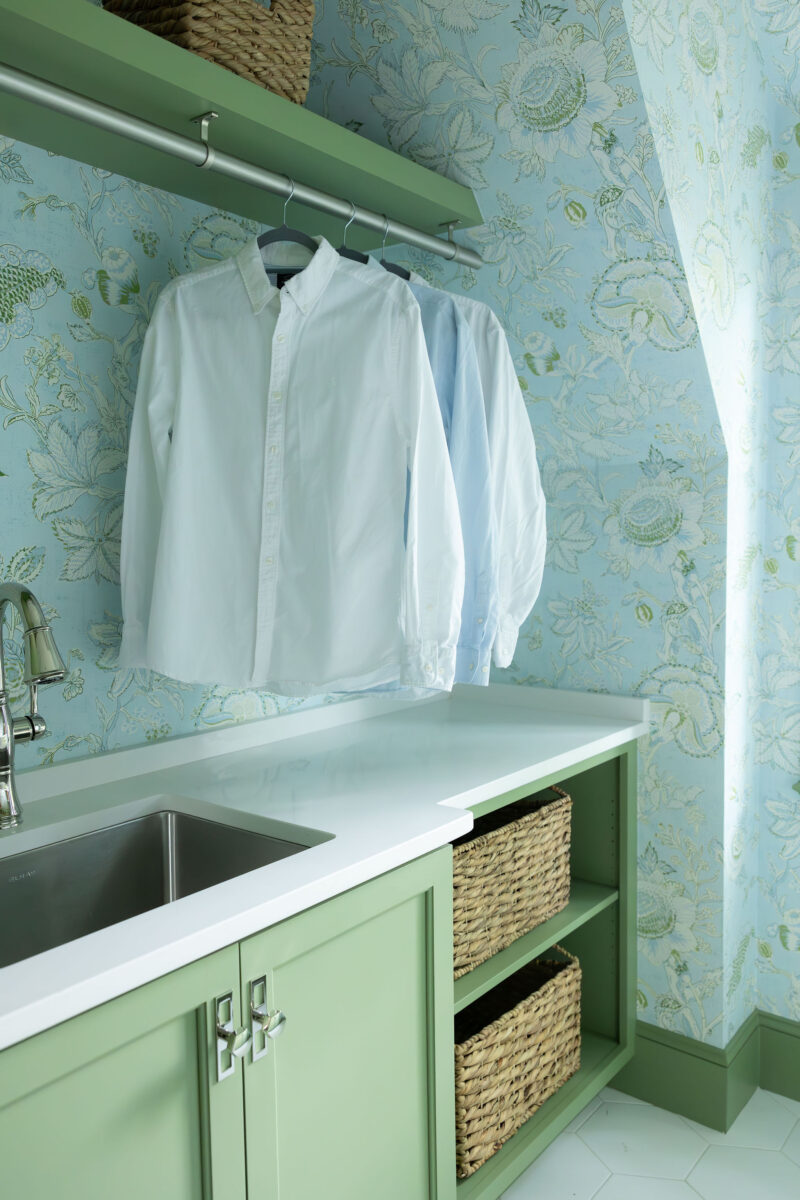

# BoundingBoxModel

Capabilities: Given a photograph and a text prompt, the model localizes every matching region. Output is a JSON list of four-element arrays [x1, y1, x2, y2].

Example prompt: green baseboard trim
[[760, 1012, 800, 1102], [611, 1013, 760, 1132], [613, 1011, 800, 1131]]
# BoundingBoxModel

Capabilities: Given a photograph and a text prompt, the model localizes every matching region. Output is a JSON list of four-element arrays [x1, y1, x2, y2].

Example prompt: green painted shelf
[[0, 0, 482, 249], [454, 881, 619, 1015], [455, 1032, 630, 1200]]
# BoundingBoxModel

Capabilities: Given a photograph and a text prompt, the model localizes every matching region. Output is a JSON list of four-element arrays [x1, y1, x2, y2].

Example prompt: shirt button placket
[[255, 315, 289, 679]]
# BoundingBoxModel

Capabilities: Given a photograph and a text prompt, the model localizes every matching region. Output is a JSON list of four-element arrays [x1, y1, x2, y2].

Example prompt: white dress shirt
[[412, 276, 547, 668], [119, 237, 465, 694]]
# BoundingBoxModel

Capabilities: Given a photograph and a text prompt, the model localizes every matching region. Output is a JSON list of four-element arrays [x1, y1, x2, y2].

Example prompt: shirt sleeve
[[484, 317, 547, 669], [118, 291, 178, 668], [394, 301, 465, 692], [448, 314, 497, 684]]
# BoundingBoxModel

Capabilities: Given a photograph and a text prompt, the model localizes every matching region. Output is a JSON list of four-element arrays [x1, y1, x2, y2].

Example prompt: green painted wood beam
[[0, 0, 482, 250]]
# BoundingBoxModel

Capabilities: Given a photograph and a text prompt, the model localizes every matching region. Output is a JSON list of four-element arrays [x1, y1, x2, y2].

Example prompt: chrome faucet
[[0, 583, 66, 829]]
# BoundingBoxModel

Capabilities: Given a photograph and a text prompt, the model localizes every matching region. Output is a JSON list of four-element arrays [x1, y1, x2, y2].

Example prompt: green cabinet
[[241, 849, 455, 1200], [0, 847, 454, 1200], [0, 944, 247, 1199]]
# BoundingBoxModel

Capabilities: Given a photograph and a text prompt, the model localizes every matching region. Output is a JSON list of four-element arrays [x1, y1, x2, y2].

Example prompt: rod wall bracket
[[192, 111, 219, 169]]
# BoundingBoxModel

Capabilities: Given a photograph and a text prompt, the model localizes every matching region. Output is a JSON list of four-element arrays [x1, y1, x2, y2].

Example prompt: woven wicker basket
[[102, 0, 315, 104], [454, 946, 582, 1179], [452, 786, 571, 979]]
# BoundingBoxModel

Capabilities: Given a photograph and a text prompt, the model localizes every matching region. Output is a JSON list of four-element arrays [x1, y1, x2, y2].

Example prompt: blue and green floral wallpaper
[[623, 0, 800, 1028], [0, 162, 318, 753], [1, 0, 797, 1040], [310, 0, 732, 1042]]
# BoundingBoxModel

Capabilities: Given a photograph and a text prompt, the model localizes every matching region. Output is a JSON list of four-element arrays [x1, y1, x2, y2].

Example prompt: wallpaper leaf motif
[[3, 0, 795, 1040], [622, 0, 800, 1028], [0, 152, 307, 762], [312, 0, 730, 1041]]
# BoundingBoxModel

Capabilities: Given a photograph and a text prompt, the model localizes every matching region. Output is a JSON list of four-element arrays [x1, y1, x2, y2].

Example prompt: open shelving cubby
[[452, 745, 637, 1200]]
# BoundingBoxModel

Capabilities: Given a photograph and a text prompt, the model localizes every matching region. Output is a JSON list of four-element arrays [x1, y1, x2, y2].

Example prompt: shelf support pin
[[191, 111, 220, 169]]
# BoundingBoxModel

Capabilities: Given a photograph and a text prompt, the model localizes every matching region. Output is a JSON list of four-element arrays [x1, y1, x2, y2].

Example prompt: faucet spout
[[0, 582, 66, 829]]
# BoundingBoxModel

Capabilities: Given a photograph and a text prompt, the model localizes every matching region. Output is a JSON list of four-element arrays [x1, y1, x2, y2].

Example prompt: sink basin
[[0, 810, 312, 969]]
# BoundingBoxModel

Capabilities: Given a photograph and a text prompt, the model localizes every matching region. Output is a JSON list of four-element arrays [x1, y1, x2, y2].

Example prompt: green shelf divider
[[454, 881, 619, 1015]]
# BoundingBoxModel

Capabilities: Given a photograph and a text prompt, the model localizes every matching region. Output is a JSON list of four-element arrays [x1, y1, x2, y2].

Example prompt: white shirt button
[[469, 662, 475, 671], [265, 556, 274, 566], [267, 500, 276, 511], [276, 334, 285, 343], [272, 391, 282, 401], [477, 616, 484, 624], [269, 444, 278, 454]]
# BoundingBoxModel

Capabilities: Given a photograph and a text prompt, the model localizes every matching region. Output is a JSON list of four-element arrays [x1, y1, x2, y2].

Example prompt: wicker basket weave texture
[[454, 948, 582, 1179], [452, 786, 572, 979], [102, 0, 315, 104]]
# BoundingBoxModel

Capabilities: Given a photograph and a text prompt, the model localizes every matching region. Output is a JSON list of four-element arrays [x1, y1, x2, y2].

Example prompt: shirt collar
[[235, 235, 338, 315]]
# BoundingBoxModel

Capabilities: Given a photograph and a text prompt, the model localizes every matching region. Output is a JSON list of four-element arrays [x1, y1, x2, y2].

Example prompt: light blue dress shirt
[[406, 279, 498, 684]]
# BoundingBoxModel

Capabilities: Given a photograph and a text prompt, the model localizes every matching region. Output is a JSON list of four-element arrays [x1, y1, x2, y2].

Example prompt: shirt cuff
[[117, 621, 147, 669], [402, 641, 456, 691], [492, 615, 520, 669], [455, 643, 492, 685]]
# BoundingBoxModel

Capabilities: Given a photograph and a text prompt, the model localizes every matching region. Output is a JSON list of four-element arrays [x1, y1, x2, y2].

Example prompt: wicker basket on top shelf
[[452, 785, 572, 979], [102, 0, 315, 105]]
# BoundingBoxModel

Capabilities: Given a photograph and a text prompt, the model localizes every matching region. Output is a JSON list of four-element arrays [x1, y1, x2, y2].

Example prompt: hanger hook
[[343, 201, 357, 248], [282, 179, 295, 227], [381, 215, 390, 260]]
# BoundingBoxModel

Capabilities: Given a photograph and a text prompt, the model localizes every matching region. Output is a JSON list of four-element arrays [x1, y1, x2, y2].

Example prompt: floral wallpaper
[[309, 0, 734, 1043], [623, 0, 800, 1026], [1, 0, 795, 1041], [0, 154, 320, 757]]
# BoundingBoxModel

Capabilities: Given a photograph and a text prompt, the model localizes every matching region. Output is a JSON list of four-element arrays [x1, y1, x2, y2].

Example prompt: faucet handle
[[26, 682, 46, 738]]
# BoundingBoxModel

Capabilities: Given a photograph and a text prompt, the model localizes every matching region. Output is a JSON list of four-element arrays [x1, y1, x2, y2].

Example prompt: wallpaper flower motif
[[0, 157, 309, 761], [2, 0, 795, 1044], [496, 21, 619, 174], [312, 0, 730, 1043], [623, 0, 800, 1029]]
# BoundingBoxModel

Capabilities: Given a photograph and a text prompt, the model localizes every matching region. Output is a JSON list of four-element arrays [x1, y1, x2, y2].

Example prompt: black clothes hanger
[[338, 202, 370, 264], [257, 180, 318, 266], [379, 216, 411, 281]]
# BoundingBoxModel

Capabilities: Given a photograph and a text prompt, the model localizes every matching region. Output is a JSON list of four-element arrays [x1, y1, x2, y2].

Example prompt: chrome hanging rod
[[0, 63, 483, 270]]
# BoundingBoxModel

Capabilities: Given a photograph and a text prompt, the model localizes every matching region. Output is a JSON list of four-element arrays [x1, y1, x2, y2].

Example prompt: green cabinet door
[[239, 848, 457, 1200], [0, 945, 247, 1200]]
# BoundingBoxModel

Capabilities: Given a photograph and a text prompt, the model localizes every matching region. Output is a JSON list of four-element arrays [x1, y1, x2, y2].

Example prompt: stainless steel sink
[[0, 810, 312, 969]]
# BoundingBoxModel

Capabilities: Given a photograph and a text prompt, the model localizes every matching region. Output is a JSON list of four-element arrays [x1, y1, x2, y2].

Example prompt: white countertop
[[0, 684, 648, 1050]]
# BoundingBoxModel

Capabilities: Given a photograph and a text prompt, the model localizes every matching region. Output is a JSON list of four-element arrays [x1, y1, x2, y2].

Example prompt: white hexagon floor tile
[[593, 1177, 701, 1200], [772, 1092, 800, 1119], [561, 1094, 603, 1137], [682, 1088, 798, 1149], [783, 1121, 800, 1167], [688, 1145, 800, 1200], [499, 1133, 609, 1200], [578, 1100, 707, 1178]]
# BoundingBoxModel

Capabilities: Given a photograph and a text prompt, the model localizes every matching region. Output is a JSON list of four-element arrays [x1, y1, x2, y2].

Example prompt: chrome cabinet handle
[[255, 1007, 287, 1039], [215, 991, 251, 1082], [249, 975, 287, 1062], [217, 1022, 253, 1057]]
